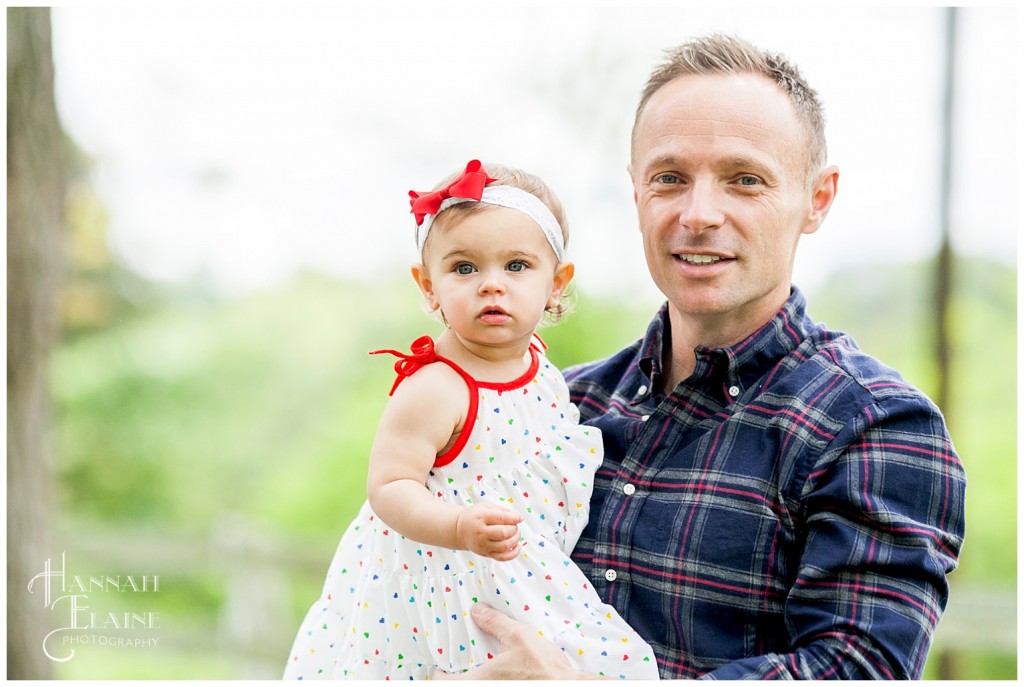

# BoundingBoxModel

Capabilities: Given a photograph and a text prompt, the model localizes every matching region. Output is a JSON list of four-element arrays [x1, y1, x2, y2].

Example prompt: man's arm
[[703, 396, 966, 679]]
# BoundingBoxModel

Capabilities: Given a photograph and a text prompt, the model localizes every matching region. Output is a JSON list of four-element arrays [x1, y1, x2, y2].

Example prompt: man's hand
[[434, 603, 589, 680], [455, 504, 523, 561]]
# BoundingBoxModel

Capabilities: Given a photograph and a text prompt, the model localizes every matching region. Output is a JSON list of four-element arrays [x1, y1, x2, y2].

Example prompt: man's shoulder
[[802, 327, 942, 417]]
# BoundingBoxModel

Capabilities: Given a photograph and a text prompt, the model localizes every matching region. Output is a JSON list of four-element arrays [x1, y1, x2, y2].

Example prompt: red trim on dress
[[370, 336, 540, 468], [476, 344, 540, 392], [430, 355, 478, 468]]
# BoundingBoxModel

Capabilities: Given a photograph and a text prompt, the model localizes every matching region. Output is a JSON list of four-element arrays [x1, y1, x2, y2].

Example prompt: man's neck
[[661, 296, 787, 394]]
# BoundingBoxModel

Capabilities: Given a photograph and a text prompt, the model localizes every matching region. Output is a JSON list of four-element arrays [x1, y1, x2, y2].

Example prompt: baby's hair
[[425, 162, 575, 324]]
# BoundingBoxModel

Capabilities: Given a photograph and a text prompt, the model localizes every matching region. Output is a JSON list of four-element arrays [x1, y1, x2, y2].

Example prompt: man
[[442, 34, 966, 679]]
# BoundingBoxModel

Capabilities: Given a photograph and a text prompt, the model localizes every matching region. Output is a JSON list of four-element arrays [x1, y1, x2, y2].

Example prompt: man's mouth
[[676, 253, 726, 265]]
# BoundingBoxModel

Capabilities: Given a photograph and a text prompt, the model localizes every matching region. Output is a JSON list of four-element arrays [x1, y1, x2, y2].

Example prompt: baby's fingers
[[487, 522, 520, 542], [484, 526, 522, 561], [457, 504, 523, 560], [487, 538, 522, 561], [480, 505, 523, 526]]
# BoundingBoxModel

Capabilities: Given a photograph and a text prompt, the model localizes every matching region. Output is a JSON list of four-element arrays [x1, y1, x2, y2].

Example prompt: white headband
[[415, 185, 566, 262]]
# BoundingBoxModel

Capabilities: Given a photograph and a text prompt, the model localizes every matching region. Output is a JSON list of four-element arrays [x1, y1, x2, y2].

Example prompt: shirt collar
[[637, 286, 814, 396], [637, 303, 669, 392]]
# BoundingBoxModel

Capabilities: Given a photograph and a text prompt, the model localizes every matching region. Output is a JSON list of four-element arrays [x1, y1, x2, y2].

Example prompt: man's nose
[[677, 179, 725, 233]]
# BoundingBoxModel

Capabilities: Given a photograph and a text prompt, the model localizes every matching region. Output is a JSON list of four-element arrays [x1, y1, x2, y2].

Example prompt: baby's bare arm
[[366, 363, 521, 557]]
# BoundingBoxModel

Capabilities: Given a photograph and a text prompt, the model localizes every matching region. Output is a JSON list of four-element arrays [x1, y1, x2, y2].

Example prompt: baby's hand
[[455, 503, 523, 561]]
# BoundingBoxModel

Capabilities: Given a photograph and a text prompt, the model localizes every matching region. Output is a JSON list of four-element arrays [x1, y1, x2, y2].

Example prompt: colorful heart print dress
[[283, 336, 658, 680]]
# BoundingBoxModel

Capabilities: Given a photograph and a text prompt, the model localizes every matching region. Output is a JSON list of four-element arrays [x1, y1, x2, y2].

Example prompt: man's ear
[[803, 165, 839, 236], [411, 264, 439, 311]]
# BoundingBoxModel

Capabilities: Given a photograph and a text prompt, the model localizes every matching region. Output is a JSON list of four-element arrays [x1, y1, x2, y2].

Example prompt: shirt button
[[728, 385, 741, 397], [641, 414, 650, 422], [637, 384, 648, 396], [623, 483, 636, 496], [604, 569, 617, 582]]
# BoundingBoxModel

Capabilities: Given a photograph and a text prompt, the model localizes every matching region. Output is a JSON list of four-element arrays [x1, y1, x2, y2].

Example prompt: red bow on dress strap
[[408, 160, 498, 226], [369, 335, 438, 396]]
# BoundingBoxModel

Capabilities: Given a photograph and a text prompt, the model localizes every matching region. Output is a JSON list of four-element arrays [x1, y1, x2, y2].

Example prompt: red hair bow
[[408, 160, 497, 226]]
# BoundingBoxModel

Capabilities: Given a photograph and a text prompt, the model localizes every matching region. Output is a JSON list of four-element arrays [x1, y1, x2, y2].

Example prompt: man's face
[[630, 73, 835, 340]]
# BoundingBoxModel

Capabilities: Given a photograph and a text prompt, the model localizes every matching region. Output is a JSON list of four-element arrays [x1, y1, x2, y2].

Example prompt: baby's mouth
[[479, 305, 511, 323]]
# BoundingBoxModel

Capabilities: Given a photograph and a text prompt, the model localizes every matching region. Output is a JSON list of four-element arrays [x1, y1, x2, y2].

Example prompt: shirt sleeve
[[700, 394, 966, 680]]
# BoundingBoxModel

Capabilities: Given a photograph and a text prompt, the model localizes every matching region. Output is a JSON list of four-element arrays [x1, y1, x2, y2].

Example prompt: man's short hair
[[632, 34, 827, 177]]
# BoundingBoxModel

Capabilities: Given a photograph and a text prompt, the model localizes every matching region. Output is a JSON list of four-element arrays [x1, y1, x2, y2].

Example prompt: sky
[[50, 5, 1020, 306]]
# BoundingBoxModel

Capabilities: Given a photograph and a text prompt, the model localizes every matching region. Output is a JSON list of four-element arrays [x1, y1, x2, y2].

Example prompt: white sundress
[[283, 335, 658, 680]]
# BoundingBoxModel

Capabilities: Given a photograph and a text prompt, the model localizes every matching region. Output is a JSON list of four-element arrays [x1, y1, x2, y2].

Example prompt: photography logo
[[28, 552, 162, 662]]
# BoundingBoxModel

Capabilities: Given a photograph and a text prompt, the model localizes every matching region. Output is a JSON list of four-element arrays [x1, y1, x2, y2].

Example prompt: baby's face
[[416, 206, 566, 352]]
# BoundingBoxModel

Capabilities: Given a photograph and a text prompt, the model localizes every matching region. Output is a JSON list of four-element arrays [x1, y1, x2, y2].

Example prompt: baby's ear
[[411, 264, 439, 311], [551, 261, 575, 301]]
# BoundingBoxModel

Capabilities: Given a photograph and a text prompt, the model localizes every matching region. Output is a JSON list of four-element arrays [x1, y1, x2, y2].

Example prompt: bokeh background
[[7, 4, 1017, 679]]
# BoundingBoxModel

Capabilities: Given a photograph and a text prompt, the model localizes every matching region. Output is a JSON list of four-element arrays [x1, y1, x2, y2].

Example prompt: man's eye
[[455, 263, 475, 275], [507, 261, 527, 273], [656, 174, 679, 184], [737, 175, 762, 186]]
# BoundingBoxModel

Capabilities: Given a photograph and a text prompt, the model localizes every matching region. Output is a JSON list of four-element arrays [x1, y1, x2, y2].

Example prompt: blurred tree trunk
[[934, 6, 957, 419], [7, 7, 65, 679]]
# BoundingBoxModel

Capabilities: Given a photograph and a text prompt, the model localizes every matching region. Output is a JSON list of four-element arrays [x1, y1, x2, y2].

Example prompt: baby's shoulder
[[399, 358, 468, 390], [388, 358, 472, 415]]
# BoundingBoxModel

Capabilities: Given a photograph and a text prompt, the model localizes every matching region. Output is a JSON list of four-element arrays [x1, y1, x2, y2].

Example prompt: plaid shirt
[[565, 287, 965, 679]]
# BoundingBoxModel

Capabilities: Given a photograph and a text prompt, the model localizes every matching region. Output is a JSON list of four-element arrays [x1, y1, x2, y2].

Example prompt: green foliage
[[50, 257, 1015, 679], [54, 273, 414, 534]]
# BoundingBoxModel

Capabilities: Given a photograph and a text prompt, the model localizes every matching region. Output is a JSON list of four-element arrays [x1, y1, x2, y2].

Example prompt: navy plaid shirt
[[565, 287, 965, 679]]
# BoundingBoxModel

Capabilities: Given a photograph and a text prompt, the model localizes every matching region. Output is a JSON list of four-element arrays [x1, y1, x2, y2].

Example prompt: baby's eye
[[455, 263, 476, 275], [507, 260, 527, 273]]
